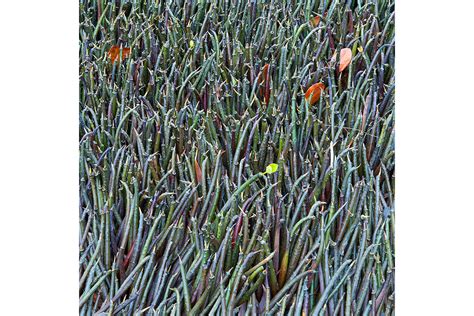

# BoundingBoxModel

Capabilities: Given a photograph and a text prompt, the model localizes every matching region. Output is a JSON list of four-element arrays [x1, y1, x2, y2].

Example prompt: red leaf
[[310, 16, 321, 27], [108, 45, 131, 63], [305, 82, 326, 105]]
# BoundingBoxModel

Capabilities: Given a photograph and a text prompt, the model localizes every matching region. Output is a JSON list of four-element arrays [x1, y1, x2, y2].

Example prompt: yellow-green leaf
[[264, 163, 278, 174]]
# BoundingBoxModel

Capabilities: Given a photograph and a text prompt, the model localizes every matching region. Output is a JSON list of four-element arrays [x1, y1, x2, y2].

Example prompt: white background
[[0, 0, 473, 314]]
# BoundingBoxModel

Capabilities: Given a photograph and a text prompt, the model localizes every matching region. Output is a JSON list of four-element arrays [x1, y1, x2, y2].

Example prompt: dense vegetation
[[79, 0, 395, 314]]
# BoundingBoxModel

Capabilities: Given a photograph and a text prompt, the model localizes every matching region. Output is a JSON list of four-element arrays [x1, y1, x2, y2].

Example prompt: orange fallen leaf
[[338, 48, 352, 72], [194, 158, 202, 183], [310, 16, 321, 27], [305, 82, 326, 105], [108, 45, 131, 63]]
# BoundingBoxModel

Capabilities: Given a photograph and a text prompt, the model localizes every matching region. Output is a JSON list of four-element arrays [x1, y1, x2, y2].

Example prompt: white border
[[397, 0, 474, 314], [0, 1, 77, 314]]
